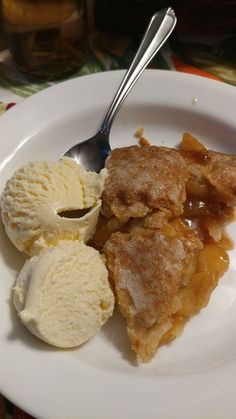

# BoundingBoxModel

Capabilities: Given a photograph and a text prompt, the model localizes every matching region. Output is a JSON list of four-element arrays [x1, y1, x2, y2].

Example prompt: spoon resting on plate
[[63, 7, 177, 172]]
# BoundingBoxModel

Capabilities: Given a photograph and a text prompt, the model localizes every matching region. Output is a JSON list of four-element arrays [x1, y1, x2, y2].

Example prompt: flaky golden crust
[[204, 151, 236, 205], [104, 221, 202, 362], [102, 146, 188, 222], [101, 138, 234, 363]]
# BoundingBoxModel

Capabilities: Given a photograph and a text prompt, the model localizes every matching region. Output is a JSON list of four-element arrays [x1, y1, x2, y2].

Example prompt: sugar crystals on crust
[[104, 220, 203, 363], [102, 146, 188, 222]]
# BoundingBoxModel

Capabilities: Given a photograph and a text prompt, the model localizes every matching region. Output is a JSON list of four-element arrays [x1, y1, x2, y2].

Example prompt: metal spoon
[[63, 7, 177, 172]]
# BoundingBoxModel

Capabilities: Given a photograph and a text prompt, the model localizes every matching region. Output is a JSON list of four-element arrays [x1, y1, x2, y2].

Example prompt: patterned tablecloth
[[0, 27, 235, 419]]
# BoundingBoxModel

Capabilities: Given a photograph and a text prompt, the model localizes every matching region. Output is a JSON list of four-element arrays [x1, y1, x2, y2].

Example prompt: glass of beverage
[[1, 0, 88, 80]]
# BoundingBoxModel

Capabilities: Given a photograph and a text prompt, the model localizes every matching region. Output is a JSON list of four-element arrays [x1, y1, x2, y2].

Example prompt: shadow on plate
[[7, 297, 127, 359], [112, 104, 236, 152], [7, 299, 60, 352], [0, 217, 26, 273], [101, 307, 136, 365], [7, 301, 92, 354]]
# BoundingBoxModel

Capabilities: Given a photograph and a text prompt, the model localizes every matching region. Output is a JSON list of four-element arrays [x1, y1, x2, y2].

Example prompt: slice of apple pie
[[100, 136, 235, 363], [104, 219, 228, 363]]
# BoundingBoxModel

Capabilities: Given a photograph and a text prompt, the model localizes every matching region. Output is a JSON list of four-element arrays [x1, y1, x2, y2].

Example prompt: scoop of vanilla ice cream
[[1, 158, 107, 255], [13, 240, 114, 348]]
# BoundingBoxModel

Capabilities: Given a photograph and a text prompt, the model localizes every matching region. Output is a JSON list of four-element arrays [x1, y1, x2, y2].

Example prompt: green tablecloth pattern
[[0, 33, 235, 103]]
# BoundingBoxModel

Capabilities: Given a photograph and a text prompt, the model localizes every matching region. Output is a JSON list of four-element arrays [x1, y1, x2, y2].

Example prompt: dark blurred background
[[94, 0, 236, 35]]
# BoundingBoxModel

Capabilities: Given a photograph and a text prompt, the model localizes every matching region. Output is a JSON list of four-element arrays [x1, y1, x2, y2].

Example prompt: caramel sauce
[[160, 243, 229, 346], [160, 133, 235, 346], [181, 132, 210, 164], [89, 215, 120, 250]]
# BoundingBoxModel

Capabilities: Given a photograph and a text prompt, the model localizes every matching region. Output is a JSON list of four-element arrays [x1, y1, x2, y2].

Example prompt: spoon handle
[[100, 7, 177, 136]]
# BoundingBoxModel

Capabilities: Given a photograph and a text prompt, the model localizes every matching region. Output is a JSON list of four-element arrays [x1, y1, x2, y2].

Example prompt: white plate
[[0, 70, 236, 419]]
